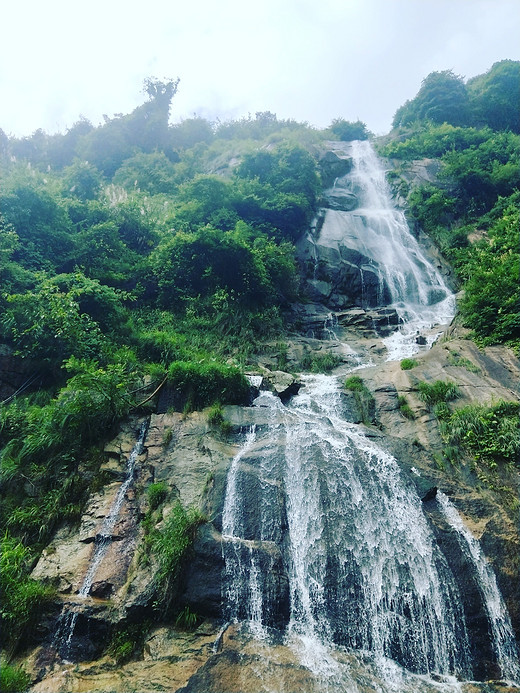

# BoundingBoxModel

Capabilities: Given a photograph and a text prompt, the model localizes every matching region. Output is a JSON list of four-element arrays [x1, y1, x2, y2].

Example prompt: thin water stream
[[54, 421, 148, 661]]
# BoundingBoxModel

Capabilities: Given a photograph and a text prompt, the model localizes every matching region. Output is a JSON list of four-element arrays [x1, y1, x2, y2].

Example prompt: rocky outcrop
[[318, 148, 353, 188]]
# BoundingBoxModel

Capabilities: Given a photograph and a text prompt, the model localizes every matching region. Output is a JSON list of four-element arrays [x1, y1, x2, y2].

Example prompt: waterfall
[[319, 140, 455, 359], [283, 375, 471, 678], [55, 420, 148, 660], [219, 142, 518, 689], [222, 379, 476, 684], [437, 491, 520, 683]]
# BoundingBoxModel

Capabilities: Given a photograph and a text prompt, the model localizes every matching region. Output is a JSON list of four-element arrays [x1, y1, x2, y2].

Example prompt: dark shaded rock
[[263, 370, 301, 401], [421, 486, 437, 503], [415, 335, 428, 345], [89, 580, 114, 598], [424, 502, 500, 680], [319, 150, 353, 188], [180, 524, 225, 617]]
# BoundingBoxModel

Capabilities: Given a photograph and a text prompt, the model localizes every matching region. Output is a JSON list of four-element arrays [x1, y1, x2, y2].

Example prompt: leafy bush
[[344, 376, 365, 392], [0, 662, 31, 693], [458, 204, 520, 348], [309, 352, 341, 373], [0, 533, 55, 654], [397, 395, 415, 420], [149, 502, 205, 610], [206, 403, 232, 435], [400, 358, 418, 370], [167, 360, 249, 410], [147, 482, 169, 511], [417, 380, 460, 407], [328, 119, 370, 141], [439, 400, 519, 467]]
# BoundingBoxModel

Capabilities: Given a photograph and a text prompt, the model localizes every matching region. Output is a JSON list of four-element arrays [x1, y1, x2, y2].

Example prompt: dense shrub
[[439, 400, 519, 467], [417, 380, 460, 407], [167, 360, 249, 410], [0, 534, 55, 654], [0, 662, 31, 693]]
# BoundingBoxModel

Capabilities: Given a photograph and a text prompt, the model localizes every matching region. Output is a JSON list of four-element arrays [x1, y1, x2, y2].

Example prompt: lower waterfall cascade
[[221, 375, 520, 690]]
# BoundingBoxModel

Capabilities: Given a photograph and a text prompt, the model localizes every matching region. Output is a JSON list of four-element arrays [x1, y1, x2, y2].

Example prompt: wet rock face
[[318, 149, 353, 188]]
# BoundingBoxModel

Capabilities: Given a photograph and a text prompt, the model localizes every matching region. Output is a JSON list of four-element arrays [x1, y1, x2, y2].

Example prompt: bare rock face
[[318, 149, 353, 188], [321, 186, 358, 211]]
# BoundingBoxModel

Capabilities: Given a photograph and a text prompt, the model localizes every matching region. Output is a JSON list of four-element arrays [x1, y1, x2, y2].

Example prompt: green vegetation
[[438, 400, 519, 507], [147, 482, 169, 511], [344, 376, 375, 425], [0, 661, 31, 693], [207, 403, 232, 435], [446, 351, 481, 373], [400, 358, 418, 370], [391, 62, 520, 132], [148, 502, 205, 612], [175, 605, 200, 631], [299, 351, 341, 373], [0, 533, 55, 655], [167, 360, 249, 411], [417, 380, 460, 408], [328, 119, 371, 141], [106, 622, 150, 665], [397, 395, 415, 420], [439, 400, 519, 468]]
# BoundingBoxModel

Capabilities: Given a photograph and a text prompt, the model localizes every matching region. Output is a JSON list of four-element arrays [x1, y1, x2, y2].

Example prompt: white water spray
[[319, 140, 455, 359], [437, 491, 520, 683]]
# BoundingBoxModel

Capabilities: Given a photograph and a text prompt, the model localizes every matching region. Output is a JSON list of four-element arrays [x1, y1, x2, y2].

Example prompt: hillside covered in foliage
[[0, 60, 519, 684]]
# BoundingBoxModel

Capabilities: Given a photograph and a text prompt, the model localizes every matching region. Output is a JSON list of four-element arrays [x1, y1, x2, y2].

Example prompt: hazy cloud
[[1, 0, 519, 137]]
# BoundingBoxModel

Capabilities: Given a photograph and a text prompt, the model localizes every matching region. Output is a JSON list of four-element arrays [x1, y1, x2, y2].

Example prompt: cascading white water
[[319, 140, 455, 359], [437, 491, 520, 683], [222, 379, 476, 687], [221, 425, 266, 636], [283, 375, 471, 679], [220, 142, 518, 689], [55, 421, 148, 660]]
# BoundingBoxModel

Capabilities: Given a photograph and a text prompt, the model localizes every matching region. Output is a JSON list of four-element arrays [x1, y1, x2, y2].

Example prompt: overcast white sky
[[1, 0, 519, 138]]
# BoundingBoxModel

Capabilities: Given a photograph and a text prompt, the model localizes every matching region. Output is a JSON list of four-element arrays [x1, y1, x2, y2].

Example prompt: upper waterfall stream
[[317, 140, 455, 360]]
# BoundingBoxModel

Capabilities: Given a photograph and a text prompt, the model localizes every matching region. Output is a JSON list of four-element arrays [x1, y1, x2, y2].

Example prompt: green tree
[[113, 151, 177, 195], [1, 276, 108, 361], [328, 119, 370, 141], [467, 60, 520, 133], [393, 70, 469, 128], [459, 204, 520, 346], [0, 168, 74, 270], [62, 159, 103, 200], [151, 226, 270, 309]]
